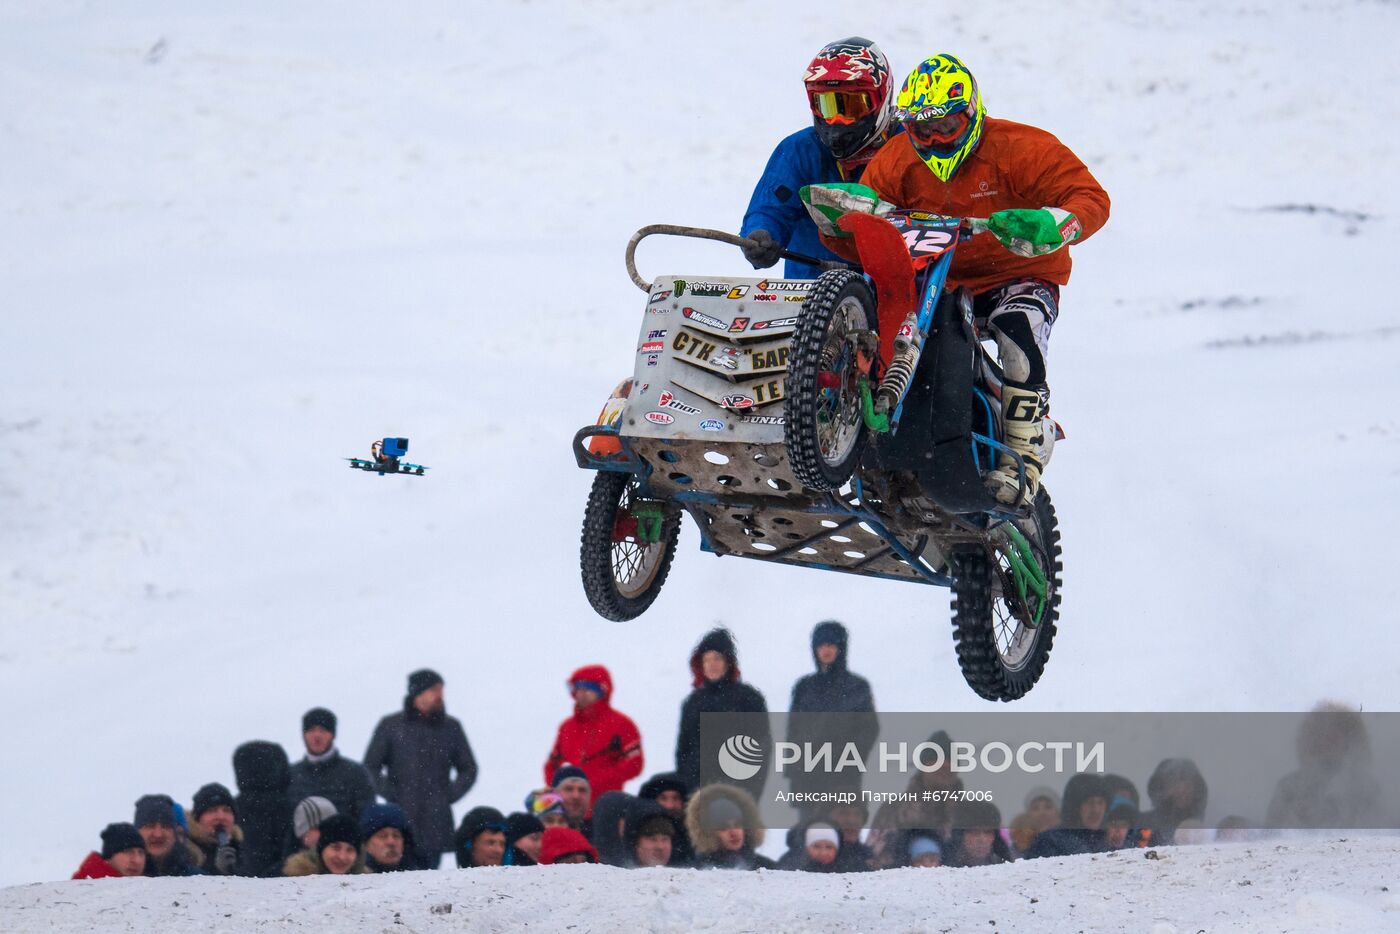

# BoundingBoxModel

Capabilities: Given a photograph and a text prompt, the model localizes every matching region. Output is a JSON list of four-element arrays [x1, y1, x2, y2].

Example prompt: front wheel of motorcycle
[[579, 471, 681, 621], [784, 268, 876, 491], [949, 487, 1062, 701]]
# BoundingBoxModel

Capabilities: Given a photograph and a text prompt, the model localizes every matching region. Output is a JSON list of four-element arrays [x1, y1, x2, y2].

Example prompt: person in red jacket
[[827, 53, 1110, 506], [544, 665, 644, 804], [73, 823, 148, 879]]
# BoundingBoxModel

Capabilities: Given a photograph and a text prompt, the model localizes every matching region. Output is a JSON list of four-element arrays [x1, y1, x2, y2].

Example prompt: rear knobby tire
[[949, 488, 1062, 701], [580, 471, 680, 621], [784, 269, 877, 491]]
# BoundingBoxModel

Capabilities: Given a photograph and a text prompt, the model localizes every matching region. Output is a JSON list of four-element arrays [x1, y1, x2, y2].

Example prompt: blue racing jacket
[[740, 127, 869, 280]]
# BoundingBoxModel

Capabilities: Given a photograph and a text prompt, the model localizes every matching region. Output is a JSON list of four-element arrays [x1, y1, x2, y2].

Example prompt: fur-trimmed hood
[[280, 848, 368, 876], [685, 783, 765, 854]]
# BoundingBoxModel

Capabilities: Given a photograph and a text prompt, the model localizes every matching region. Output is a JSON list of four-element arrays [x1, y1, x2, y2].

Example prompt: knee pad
[[987, 304, 1048, 386]]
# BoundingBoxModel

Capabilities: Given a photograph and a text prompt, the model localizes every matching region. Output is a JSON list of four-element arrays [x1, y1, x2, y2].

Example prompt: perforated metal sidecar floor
[[629, 437, 943, 583]]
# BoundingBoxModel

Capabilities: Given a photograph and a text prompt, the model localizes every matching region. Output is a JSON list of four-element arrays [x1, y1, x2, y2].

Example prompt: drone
[[346, 437, 429, 476]]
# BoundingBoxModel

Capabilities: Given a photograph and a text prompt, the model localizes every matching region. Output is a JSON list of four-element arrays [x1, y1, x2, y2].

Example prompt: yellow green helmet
[[894, 54, 987, 182]]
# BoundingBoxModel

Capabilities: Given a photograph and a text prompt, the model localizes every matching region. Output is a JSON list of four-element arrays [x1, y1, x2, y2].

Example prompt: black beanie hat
[[191, 782, 236, 819], [551, 764, 590, 789], [407, 668, 444, 698], [504, 812, 544, 845], [133, 794, 177, 828], [316, 813, 362, 854], [100, 822, 146, 860], [302, 707, 337, 735]]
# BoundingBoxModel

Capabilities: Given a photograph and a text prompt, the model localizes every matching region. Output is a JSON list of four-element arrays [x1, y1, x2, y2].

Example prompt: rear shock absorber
[[876, 313, 923, 412]]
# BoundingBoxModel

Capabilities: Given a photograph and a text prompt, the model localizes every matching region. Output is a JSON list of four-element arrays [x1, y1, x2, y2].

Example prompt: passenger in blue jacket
[[740, 37, 897, 279]]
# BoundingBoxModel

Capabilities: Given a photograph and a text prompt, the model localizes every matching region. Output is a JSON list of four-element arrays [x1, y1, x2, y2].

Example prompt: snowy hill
[[3, 0, 1400, 913], [6, 839, 1400, 933]]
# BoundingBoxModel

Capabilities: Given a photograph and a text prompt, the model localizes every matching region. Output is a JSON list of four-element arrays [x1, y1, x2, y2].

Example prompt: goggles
[[809, 89, 875, 125], [902, 110, 970, 147], [529, 793, 566, 816]]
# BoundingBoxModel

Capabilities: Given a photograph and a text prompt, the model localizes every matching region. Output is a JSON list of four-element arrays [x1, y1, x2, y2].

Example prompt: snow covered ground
[[4, 0, 1400, 925], [6, 839, 1400, 933]]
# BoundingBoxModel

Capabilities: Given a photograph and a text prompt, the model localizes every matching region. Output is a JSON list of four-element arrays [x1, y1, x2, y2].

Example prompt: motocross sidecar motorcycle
[[573, 214, 1062, 702]]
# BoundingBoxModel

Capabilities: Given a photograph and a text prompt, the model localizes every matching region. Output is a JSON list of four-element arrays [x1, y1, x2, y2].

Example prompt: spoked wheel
[[949, 488, 1062, 701], [784, 269, 877, 491], [580, 471, 681, 621]]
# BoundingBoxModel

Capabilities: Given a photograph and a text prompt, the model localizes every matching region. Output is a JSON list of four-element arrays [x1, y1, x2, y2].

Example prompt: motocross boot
[[986, 383, 1050, 507]]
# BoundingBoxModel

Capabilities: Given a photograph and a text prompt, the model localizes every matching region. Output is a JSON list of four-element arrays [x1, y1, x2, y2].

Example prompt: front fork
[[997, 523, 1048, 626]]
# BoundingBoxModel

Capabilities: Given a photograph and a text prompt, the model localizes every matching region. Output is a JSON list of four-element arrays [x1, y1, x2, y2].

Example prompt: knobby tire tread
[[785, 268, 874, 491], [950, 489, 1063, 701], [579, 471, 680, 621]]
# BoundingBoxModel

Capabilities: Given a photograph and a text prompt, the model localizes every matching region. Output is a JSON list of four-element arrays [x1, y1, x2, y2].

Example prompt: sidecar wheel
[[784, 268, 876, 491], [949, 488, 1062, 701], [580, 471, 680, 621]]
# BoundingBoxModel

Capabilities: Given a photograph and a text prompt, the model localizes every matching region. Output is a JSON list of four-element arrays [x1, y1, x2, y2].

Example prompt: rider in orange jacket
[[828, 53, 1109, 505]]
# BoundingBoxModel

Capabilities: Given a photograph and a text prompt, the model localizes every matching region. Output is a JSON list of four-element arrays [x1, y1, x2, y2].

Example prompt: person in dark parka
[[287, 707, 375, 823], [786, 621, 879, 805], [232, 740, 294, 877], [675, 629, 771, 800], [637, 772, 693, 865], [622, 797, 686, 867], [1139, 758, 1208, 846], [589, 790, 635, 867], [363, 669, 479, 867], [1024, 773, 1108, 859]]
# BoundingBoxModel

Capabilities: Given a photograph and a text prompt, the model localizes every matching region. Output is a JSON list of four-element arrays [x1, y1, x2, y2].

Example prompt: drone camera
[[381, 437, 410, 457]]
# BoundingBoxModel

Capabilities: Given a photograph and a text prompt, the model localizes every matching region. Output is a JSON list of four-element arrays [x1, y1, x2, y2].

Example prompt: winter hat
[[691, 628, 740, 686], [302, 707, 337, 735], [1106, 795, 1139, 825], [133, 794, 177, 828], [701, 796, 744, 830], [100, 822, 146, 860], [505, 812, 544, 845], [638, 772, 689, 802], [232, 740, 291, 793], [454, 806, 509, 867], [551, 765, 591, 790], [811, 620, 848, 652], [1024, 785, 1060, 812], [804, 823, 839, 849], [568, 664, 614, 700], [316, 813, 362, 855], [908, 835, 942, 860], [955, 800, 1002, 831], [360, 802, 410, 839], [636, 814, 675, 839], [292, 796, 338, 839], [406, 668, 444, 698], [538, 826, 599, 865], [191, 782, 236, 819], [526, 790, 567, 819]]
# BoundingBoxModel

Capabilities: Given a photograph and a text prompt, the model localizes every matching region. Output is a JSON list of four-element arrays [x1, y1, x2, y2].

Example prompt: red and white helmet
[[803, 37, 894, 163]]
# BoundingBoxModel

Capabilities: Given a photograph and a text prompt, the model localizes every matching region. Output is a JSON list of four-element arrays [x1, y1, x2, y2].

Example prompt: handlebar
[[624, 225, 850, 292]]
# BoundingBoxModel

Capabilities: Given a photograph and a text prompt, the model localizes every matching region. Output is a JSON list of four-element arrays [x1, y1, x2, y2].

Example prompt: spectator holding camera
[[187, 783, 243, 876]]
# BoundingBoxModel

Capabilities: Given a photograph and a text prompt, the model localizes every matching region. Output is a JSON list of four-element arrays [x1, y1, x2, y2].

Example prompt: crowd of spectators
[[72, 623, 1348, 880]]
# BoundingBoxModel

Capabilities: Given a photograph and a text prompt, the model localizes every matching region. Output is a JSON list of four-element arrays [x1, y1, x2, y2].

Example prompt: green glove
[[977, 207, 1082, 257], [799, 182, 895, 238]]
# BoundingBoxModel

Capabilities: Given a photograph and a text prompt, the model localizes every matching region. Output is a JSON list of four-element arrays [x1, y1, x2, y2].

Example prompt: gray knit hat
[[293, 796, 338, 839]]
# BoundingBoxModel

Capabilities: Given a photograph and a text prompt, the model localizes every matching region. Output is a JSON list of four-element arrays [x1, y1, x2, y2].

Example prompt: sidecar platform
[[574, 272, 955, 587]]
